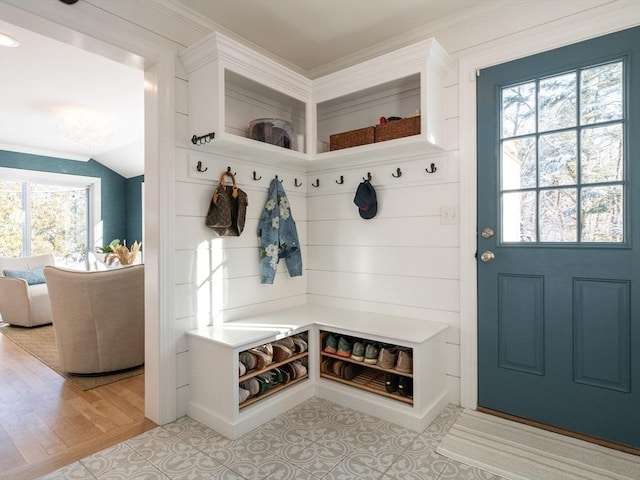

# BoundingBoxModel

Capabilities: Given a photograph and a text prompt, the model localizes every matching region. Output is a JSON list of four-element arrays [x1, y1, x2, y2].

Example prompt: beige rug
[[0, 323, 143, 391], [437, 410, 640, 480]]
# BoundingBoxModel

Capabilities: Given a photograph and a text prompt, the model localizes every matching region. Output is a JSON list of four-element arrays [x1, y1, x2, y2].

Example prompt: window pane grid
[[500, 60, 625, 245]]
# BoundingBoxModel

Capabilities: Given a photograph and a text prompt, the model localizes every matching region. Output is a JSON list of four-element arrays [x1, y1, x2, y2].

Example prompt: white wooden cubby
[[187, 305, 449, 439], [179, 32, 455, 167]]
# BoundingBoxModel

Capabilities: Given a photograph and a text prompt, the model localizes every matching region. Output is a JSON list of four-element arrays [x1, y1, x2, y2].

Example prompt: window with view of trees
[[500, 60, 624, 243], [0, 177, 92, 269]]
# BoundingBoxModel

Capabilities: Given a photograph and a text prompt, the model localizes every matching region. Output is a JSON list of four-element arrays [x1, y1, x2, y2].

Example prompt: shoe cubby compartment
[[238, 332, 309, 409], [319, 331, 414, 405], [187, 305, 449, 438], [187, 314, 314, 439]]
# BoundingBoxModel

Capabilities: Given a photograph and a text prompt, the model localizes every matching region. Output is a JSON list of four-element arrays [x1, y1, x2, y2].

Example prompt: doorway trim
[[459, 5, 640, 410], [0, 1, 178, 424]]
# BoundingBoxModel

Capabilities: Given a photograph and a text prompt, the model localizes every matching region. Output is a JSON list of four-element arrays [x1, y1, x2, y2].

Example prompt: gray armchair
[[43, 264, 144, 374], [0, 254, 54, 327]]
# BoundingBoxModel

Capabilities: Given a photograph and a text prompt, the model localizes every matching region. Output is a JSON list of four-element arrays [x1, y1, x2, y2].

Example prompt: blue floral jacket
[[258, 178, 302, 284]]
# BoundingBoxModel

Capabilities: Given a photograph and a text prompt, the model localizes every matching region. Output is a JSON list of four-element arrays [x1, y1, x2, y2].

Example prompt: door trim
[[458, 5, 640, 410]]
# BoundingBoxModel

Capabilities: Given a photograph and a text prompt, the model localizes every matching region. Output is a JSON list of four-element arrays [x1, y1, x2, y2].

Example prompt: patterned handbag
[[206, 170, 248, 236]]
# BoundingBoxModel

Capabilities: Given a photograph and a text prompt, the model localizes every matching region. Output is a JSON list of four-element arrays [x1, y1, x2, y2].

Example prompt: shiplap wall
[[174, 66, 310, 414], [306, 82, 461, 403], [173, 50, 461, 413]]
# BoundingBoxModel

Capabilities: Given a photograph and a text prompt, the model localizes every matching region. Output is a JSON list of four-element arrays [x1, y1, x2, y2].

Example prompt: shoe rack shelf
[[320, 351, 414, 378], [240, 374, 308, 409], [320, 370, 413, 406], [239, 351, 309, 382]]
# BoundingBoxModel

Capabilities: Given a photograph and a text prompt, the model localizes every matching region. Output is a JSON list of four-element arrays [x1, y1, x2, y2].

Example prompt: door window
[[500, 61, 624, 243]]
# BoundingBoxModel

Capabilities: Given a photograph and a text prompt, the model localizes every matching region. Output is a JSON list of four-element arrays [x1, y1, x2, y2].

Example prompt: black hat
[[354, 180, 377, 219]]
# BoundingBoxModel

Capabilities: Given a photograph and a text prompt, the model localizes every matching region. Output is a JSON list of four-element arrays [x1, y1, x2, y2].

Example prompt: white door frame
[[458, 7, 640, 410], [0, 1, 178, 424]]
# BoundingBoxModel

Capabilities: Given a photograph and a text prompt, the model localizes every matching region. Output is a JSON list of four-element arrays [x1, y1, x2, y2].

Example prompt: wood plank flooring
[[0, 332, 156, 480]]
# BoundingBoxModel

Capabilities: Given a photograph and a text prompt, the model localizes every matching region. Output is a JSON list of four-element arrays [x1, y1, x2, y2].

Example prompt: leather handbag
[[206, 170, 248, 237]]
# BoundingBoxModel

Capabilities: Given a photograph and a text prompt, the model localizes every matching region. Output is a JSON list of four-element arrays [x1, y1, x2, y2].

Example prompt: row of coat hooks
[[195, 163, 438, 186]]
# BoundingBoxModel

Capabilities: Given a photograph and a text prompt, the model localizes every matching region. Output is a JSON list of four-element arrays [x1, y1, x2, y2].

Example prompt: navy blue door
[[477, 27, 640, 448]]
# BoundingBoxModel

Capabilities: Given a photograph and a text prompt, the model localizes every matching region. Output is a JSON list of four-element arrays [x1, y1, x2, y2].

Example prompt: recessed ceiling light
[[0, 32, 19, 48]]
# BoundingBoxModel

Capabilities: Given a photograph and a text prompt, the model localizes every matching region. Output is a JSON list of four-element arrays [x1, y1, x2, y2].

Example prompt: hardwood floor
[[0, 332, 156, 480]]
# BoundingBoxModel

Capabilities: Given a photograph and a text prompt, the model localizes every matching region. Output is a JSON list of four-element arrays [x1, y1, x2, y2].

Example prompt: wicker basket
[[375, 115, 421, 143], [329, 126, 375, 151]]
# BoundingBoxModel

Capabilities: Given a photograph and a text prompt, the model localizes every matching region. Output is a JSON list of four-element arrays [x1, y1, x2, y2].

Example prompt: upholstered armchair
[[43, 264, 144, 374], [0, 253, 55, 327]]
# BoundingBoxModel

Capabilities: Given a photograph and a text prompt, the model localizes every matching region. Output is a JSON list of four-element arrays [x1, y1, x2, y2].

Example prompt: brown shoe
[[395, 348, 413, 374], [377, 346, 398, 369]]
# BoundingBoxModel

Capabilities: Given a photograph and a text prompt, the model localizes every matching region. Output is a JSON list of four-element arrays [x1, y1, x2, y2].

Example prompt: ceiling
[[0, 1, 496, 178]]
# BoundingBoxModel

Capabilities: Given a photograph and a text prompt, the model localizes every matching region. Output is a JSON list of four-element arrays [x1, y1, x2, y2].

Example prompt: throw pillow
[[3, 266, 47, 285]]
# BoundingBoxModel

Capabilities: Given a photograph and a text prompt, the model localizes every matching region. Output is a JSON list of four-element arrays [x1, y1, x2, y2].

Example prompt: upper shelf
[[179, 32, 455, 167]]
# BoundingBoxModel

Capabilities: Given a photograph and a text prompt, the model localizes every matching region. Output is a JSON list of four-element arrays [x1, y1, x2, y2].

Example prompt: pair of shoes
[[240, 377, 259, 397], [239, 351, 256, 371], [249, 348, 273, 369], [323, 358, 362, 380], [398, 377, 413, 397], [324, 333, 338, 354], [291, 336, 308, 353], [272, 343, 293, 363], [239, 361, 247, 376], [336, 337, 353, 358], [378, 346, 398, 369], [394, 348, 413, 374], [351, 341, 365, 361], [239, 386, 250, 403], [385, 373, 400, 393], [364, 343, 380, 364]]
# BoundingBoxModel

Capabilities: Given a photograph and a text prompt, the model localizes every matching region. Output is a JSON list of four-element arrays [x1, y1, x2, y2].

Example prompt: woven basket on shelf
[[329, 126, 375, 151], [375, 115, 421, 143]]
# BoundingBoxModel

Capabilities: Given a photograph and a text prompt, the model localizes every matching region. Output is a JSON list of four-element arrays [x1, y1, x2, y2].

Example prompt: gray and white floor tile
[[39, 398, 503, 480]]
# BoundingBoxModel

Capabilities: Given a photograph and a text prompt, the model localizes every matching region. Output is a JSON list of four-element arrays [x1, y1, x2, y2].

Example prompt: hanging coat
[[258, 178, 302, 284]]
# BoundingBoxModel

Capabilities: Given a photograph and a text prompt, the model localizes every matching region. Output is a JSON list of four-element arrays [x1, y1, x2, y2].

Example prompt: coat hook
[[196, 161, 208, 172], [392, 167, 402, 178], [335, 175, 344, 185], [294, 178, 302, 187], [363, 172, 372, 181], [426, 163, 437, 174], [252, 171, 262, 181], [226, 166, 237, 176], [275, 175, 283, 183], [312, 179, 320, 188]]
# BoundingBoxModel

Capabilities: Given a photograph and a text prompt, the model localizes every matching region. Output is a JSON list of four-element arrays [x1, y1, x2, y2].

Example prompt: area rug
[[0, 323, 143, 391], [436, 410, 640, 480]]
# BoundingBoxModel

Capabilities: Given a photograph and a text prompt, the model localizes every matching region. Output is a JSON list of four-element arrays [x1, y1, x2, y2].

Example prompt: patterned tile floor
[[39, 398, 505, 480]]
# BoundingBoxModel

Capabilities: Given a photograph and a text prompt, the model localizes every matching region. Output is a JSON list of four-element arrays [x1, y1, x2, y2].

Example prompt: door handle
[[480, 250, 495, 263]]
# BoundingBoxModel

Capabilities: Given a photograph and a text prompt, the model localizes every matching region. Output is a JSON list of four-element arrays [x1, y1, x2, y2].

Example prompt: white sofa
[[0, 253, 55, 327]]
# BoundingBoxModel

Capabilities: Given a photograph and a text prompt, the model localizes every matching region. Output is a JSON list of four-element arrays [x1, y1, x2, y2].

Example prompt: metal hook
[[196, 161, 208, 173], [426, 163, 437, 174], [335, 175, 344, 185], [312, 179, 320, 188], [191, 131, 215, 146], [363, 172, 372, 181], [252, 171, 262, 181], [275, 175, 283, 183], [226, 166, 237, 176], [392, 167, 402, 178], [294, 178, 302, 187]]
